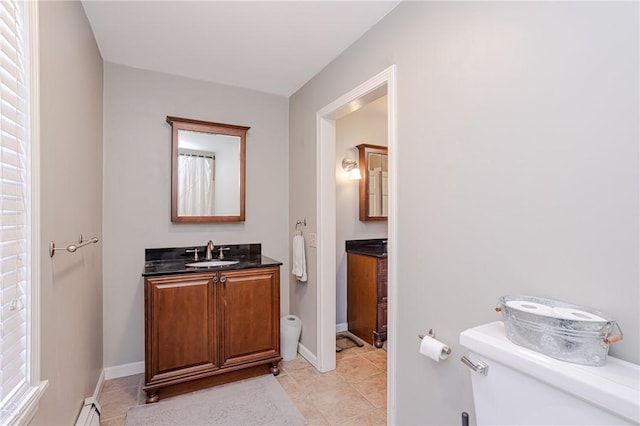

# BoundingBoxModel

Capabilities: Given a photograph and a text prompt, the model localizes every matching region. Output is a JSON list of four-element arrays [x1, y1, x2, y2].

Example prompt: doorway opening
[[315, 65, 397, 420]]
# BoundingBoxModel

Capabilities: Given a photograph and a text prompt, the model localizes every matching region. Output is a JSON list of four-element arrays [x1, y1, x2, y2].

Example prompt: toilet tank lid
[[460, 321, 639, 424]]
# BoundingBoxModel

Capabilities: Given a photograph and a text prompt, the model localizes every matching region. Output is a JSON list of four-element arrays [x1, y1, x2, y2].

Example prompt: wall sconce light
[[342, 158, 362, 180]]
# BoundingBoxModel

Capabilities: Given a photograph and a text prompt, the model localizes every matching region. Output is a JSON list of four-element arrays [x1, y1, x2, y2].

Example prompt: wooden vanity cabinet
[[144, 266, 281, 402], [347, 253, 387, 348]]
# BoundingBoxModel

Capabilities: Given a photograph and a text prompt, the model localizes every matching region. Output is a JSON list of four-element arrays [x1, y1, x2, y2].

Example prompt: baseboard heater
[[75, 397, 101, 426]]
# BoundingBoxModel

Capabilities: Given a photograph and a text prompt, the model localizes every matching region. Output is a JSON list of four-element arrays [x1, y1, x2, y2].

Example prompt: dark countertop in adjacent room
[[345, 238, 388, 258]]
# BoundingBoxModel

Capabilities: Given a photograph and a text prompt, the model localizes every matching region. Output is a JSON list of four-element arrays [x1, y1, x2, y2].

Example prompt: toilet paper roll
[[552, 307, 607, 322], [419, 335, 450, 362], [506, 300, 555, 317]]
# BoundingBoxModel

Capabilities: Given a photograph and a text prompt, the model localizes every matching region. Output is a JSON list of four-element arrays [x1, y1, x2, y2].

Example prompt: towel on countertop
[[291, 234, 307, 282]]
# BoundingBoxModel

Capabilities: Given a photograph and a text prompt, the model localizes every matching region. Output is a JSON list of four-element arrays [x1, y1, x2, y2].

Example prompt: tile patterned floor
[[98, 338, 387, 425]]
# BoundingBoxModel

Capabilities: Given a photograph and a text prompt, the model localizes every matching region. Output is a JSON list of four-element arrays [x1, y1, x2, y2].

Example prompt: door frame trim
[[315, 64, 397, 421]]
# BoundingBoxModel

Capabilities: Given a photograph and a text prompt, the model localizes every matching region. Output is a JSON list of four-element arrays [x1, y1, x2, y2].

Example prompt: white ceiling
[[81, 1, 400, 97]]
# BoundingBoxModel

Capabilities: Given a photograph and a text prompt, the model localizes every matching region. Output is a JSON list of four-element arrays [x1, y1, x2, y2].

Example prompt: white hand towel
[[291, 234, 307, 282]]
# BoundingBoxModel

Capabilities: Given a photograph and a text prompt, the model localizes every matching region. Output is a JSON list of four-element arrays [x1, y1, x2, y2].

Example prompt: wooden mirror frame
[[168, 116, 248, 223], [357, 144, 388, 222]]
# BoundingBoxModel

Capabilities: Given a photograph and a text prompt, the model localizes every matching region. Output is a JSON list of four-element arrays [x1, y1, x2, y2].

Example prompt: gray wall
[[102, 63, 290, 369], [289, 2, 639, 424], [335, 97, 387, 327], [32, 1, 104, 424]]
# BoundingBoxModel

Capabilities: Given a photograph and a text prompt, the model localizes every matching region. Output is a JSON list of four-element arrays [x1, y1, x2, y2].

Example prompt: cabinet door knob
[[212, 276, 219, 283], [220, 276, 227, 283]]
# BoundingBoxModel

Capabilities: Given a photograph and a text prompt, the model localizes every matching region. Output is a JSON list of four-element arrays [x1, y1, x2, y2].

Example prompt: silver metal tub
[[496, 295, 623, 366]]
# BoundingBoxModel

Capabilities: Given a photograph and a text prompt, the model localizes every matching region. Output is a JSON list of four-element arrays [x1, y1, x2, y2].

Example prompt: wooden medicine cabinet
[[357, 144, 388, 221], [167, 116, 248, 223]]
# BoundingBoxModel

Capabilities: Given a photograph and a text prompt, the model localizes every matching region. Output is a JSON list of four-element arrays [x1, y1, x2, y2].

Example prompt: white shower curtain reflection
[[178, 154, 215, 216]]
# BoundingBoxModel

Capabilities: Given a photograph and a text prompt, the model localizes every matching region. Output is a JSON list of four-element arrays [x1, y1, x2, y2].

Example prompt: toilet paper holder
[[418, 329, 452, 355]]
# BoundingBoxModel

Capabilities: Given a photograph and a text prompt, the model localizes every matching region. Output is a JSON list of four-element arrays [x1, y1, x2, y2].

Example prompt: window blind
[[0, 0, 31, 418]]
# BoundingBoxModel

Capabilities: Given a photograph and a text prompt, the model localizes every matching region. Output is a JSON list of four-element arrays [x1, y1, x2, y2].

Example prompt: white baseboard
[[102, 343, 325, 381], [296, 342, 318, 370], [103, 342, 332, 382], [102, 344, 317, 381], [92, 369, 105, 400], [336, 322, 347, 333], [104, 361, 145, 380]]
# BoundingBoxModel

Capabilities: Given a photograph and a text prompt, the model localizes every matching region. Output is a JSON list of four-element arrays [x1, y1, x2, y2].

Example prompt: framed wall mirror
[[167, 116, 249, 222], [357, 144, 388, 221]]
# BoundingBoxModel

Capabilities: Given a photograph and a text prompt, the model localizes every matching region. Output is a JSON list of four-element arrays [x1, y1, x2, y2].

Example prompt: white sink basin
[[186, 260, 239, 268]]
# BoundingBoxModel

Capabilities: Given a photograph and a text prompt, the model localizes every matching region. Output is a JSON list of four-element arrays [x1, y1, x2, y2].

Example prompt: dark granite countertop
[[142, 243, 282, 277], [345, 238, 388, 258]]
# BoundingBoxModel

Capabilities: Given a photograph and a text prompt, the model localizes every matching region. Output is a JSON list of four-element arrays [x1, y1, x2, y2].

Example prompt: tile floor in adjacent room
[[97, 337, 387, 426]]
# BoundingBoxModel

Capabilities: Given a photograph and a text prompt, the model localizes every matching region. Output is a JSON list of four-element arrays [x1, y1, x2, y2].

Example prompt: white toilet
[[460, 321, 639, 425]]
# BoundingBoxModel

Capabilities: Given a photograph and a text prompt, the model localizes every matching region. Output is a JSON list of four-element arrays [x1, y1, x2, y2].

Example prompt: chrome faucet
[[218, 246, 230, 259], [186, 248, 200, 261], [206, 240, 214, 260]]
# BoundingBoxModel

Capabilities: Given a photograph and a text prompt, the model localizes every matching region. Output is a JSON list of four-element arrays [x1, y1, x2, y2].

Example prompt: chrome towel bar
[[49, 234, 99, 258], [294, 218, 306, 235]]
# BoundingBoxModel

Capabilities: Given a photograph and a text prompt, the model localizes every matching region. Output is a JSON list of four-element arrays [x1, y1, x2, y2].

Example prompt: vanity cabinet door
[[219, 267, 280, 368], [347, 253, 388, 348], [145, 274, 218, 386]]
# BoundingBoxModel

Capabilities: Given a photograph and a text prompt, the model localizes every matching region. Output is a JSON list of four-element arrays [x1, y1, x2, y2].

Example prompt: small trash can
[[280, 315, 302, 361]]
